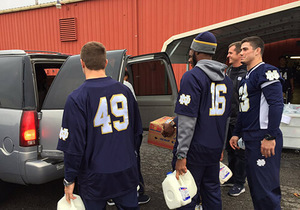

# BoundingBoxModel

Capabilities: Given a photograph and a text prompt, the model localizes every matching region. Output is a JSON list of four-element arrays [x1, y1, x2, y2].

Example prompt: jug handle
[[178, 174, 184, 186], [70, 198, 76, 210]]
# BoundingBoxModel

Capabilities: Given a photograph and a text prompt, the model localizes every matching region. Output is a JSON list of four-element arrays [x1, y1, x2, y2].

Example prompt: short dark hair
[[228, 41, 242, 54], [241, 36, 264, 55], [80, 41, 106, 70]]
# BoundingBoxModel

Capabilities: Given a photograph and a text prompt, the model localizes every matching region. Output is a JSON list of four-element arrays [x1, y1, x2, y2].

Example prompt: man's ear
[[255, 47, 261, 56], [105, 59, 108, 68], [80, 59, 85, 69]]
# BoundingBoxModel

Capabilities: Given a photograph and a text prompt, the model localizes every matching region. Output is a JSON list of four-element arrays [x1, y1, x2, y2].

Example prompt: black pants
[[82, 188, 139, 210], [225, 124, 246, 186], [283, 88, 292, 104], [245, 138, 282, 210], [136, 134, 145, 195]]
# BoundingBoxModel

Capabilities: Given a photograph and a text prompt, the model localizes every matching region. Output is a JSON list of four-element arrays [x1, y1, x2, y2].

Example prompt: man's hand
[[261, 139, 276, 158], [161, 122, 175, 137], [220, 150, 224, 161], [229, 136, 239, 150], [175, 158, 187, 180], [64, 183, 76, 204]]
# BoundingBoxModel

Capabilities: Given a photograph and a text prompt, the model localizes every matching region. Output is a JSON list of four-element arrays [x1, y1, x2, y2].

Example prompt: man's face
[[188, 50, 197, 68], [227, 46, 241, 65], [240, 42, 256, 65]]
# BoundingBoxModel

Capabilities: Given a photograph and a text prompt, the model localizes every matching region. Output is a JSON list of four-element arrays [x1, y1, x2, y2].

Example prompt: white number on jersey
[[209, 83, 227, 116], [111, 94, 129, 131], [239, 83, 250, 112], [94, 94, 129, 134]]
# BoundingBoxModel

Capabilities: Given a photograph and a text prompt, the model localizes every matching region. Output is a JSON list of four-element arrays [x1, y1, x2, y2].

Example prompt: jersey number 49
[[94, 94, 129, 134]]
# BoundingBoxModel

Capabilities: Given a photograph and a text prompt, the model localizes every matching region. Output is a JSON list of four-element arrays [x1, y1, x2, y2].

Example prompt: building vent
[[59, 18, 77, 42]]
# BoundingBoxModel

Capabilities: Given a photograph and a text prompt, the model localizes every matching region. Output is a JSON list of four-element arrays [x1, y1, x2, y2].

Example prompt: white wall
[[0, 0, 58, 10]]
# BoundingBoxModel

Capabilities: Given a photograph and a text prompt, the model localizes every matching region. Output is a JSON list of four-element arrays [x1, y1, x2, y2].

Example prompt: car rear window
[[0, 56, 23, 109]]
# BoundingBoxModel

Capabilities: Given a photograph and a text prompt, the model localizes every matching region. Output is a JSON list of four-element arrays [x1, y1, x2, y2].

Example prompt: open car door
[[127, 52, 178, 129]]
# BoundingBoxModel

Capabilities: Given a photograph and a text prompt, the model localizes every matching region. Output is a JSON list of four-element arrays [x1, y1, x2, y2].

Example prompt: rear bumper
[[25, 158, 64, 184]]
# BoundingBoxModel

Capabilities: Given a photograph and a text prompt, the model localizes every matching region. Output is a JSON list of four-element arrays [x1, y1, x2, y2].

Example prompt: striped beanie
[[190, 31, 217, 55]]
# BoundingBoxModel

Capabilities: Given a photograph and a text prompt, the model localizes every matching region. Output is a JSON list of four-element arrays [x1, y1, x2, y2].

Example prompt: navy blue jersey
[[57, 77, 142, 200], [226, 65, 247, 125], [233, 62, 284, 140], [278, 66, 294, 92], [175, 66, 233, 150]]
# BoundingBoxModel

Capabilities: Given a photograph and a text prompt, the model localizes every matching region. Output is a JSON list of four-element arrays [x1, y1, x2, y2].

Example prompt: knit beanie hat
[[190, 31, 217, 55]]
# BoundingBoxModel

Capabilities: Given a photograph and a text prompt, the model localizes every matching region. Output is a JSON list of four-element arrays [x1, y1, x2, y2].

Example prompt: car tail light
[[20, 110, 39, 147]]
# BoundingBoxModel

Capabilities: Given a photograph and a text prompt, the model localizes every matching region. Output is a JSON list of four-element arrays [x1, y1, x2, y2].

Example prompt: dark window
[[0, 56, 23, 109], [34, 63, 64, 110], [130, 60, 172, 96]]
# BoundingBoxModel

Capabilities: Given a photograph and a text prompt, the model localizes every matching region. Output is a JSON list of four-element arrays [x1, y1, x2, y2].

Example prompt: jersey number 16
[[209, 83, 227, 116]]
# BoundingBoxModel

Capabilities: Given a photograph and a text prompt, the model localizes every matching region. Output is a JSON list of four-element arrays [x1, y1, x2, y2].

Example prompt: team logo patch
[[265, 70, 280, 81], [257, 159, 266, 167], [59, 127, 69, 141], [179, 94, 191, 106]]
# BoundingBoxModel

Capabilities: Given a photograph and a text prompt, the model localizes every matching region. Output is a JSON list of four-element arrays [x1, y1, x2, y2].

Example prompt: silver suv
[[0, 49, 178, 186], [0, 50, 68, 185]]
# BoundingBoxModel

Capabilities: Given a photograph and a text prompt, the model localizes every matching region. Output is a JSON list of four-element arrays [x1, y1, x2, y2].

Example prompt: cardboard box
[[148, 116, 176, 150]]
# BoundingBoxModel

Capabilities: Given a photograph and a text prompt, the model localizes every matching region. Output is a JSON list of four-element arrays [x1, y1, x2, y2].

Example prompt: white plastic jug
[[219, 162, 233, 184], [57, 194, 85, 210], [162, 170, 197, 209]]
